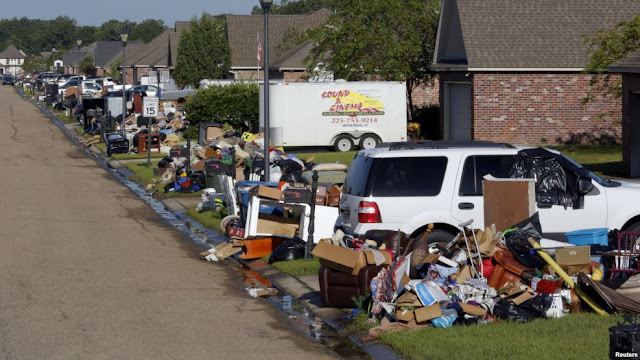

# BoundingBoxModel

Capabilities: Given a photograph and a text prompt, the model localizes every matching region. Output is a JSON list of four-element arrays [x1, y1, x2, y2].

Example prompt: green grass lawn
[[267, 257, 321, 276], [549, 144, 624, 177], [94, 142, 106, 152], [377, 313, 620, 360], [186, 205, 224, 233], [52, 109, 78, 124], [290, 151, 357, 167]]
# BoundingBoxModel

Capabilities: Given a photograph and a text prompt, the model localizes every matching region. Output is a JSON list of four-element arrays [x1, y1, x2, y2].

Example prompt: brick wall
[[411, 77, 440, 108], [473, 73, 621, 145]]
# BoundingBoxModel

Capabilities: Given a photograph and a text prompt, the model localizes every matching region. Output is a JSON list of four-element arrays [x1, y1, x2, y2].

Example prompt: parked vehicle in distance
[[2, 74, 15, 85], [259, 81, 408, 151], [81, 80, 103, 97], [338, 141, 640, 244], [55, 74, 72, 85]]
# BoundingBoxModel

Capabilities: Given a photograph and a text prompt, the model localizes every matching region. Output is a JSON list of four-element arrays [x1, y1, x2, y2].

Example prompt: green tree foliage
[[583, 14, 640, 107], [251, 0, 339, 15], [305, 0, 440, 111], [130, 19, 166, 43], [79, 54, 96, 76], [22, 55, 48, 74], [173, 15, 231, 88], [184, 83, 259, 130], [106, 60, 122, 82], [0, 17, 166, 56]]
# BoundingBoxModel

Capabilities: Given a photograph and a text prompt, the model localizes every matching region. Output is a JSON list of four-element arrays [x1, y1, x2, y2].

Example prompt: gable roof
[[0, 44, 25, 59], [226, 8, 330, 69], [433, 0, 640, 71], [609, 50, 640, 73], [104, 27, 185, 69], [94, 41, 141, 67]]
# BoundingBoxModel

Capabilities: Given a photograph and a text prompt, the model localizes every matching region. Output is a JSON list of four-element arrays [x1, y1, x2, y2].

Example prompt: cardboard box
[[511, 291, 532, 305], [363, 249, 393, 265], [457, 265, 472, 284], [326, 185, 342, 207], [556, 246, 591, 266], [458, 302, 487, 316], [256, 214, 299, 238], [414, 304, 442, 323], [396, 292, 418, 306], [249, 185, 282, 201], [311, 241, 367, 275], [414, 281, 449, 307], [395, 309, 414, 322], [483, 176, 536, 232], [422, 253, 440, 264]]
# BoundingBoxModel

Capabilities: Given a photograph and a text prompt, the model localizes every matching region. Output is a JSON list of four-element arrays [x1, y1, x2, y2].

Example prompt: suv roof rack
[[381, 140, 516, 151]]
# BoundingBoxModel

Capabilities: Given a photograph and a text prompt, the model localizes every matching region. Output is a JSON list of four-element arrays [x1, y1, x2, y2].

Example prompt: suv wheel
[[625, 221, 640, 232], [416, 229, 455, 253], [359, 134, 379, 150], [334, 135, 354, 152]]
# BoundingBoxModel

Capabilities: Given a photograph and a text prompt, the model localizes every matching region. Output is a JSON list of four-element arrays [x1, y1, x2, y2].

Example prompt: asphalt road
[[0, 86, 335, 360]]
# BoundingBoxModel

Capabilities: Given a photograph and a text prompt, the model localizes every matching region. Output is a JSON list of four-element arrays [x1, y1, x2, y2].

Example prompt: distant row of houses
[[0, 45, 25, 76], [61, 9, 331, 85], [4, 2, 640, 175]]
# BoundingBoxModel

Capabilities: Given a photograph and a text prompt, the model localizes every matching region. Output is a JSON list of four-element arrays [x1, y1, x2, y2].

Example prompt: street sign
[[143, 96, 159, 117]]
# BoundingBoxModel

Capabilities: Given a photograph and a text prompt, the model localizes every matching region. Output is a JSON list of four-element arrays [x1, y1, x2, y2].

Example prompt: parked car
[[55, 74, 72, 85], [57, 77, 85, 95], [2, 74, 15, 85], [338, 141, 640, 244], [81, 80, 103, 97]]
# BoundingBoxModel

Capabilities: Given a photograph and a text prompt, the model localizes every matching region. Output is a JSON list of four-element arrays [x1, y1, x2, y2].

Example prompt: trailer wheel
[[334, 135, 354, 152], [359, 134, 380, 150]]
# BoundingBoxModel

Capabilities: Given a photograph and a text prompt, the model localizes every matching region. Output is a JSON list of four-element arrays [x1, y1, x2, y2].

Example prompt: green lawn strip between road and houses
[[377, 312, 620, 360], [186, 205, 224, 234], [123, 161, 201, 198], [263, 255, 322, 276]]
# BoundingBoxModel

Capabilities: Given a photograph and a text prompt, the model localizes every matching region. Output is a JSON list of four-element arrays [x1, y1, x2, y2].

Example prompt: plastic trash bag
[[268, 237, 306, 264], [504, 213, 547, 269], [493, 300, 538, 323]]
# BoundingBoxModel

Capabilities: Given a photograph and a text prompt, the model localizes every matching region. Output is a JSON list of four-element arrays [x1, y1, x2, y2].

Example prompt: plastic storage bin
[[564, 228, 608, 246]]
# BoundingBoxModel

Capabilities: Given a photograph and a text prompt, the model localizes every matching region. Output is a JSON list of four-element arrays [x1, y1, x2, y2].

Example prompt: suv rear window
[[459, 155, 516, 196], [343, 154, 373, 197], [369, 157, 448, 197]]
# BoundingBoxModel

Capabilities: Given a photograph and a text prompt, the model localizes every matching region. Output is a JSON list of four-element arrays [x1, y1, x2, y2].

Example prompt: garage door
[[447, 83, 472, 140]]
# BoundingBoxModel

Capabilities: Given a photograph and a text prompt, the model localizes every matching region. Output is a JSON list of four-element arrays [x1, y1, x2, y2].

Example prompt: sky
[[1, 0, 260, 26]]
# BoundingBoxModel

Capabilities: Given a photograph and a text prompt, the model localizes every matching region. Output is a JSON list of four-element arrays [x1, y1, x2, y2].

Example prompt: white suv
[[338, 141, 640, 243]]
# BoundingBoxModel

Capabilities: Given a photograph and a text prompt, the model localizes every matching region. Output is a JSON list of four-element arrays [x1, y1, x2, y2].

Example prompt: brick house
[[226, 9, 331, 81], [432, 0, 640, 144], [609, 50, 640, 177]]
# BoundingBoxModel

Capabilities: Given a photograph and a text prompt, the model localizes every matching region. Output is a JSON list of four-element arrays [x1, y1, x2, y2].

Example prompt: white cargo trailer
[[259, 81, 408, 151]]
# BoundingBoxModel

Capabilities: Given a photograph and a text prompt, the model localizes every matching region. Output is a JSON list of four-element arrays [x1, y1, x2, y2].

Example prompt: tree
[[583, 14, 640, 112], [251, 0, 339, 15], [106, 60, 122, 82], [23, 55, 48, 74], [80, 54, 96, 76], [96, 20, 136, 41], [305, 0, 440, 113], [184, 83, 259, 130], [173, 14, 231, 88], [131, 19, 166, 43]]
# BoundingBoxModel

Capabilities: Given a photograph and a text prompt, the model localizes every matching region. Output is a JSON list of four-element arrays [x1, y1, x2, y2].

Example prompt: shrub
[[184, 82, 259, 131]]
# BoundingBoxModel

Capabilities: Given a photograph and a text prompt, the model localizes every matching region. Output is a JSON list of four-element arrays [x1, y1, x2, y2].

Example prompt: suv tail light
[[358, 201, 382, 223]]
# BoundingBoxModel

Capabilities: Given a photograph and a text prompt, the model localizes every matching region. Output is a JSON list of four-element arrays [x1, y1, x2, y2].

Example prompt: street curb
[[22, 90, 403, 360]]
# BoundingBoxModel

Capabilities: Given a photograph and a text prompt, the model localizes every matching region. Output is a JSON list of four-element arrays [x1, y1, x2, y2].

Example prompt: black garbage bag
[[158, 156, 173, 168], [280, 171, 308, 184], [268, 237, 306, 264], [493, 300, 539, 323], [508, 147, 594, 209], [519, 293, 553, 316], [504, 213, 547, 268]]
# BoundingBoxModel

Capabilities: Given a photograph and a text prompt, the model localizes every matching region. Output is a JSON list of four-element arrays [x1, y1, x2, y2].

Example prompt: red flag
[[257, 32, 262, 65]]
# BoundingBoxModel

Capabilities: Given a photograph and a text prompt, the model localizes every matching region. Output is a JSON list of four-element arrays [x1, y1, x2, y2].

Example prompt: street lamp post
[[75, 39, 82, 110], [120, 30, 129, 138], [260, 0, 272, 182]]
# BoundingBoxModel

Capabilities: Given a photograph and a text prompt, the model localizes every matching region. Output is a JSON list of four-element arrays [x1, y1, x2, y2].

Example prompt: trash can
[[205, 158, 233, 191]]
